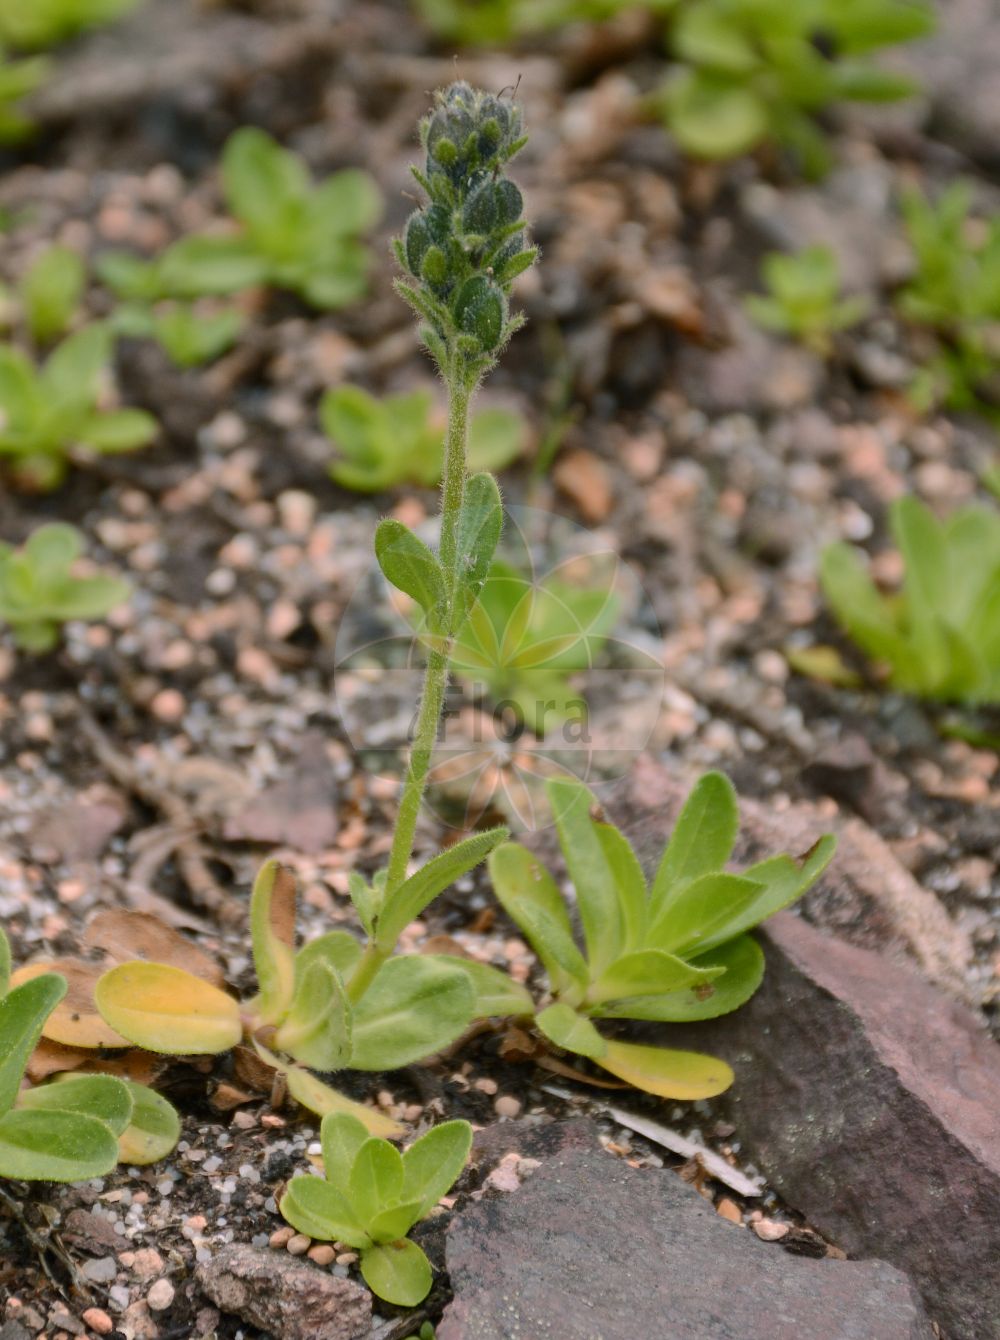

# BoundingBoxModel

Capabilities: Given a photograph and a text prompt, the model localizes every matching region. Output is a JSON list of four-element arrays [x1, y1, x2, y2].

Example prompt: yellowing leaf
[[95, 963, 241, 1055], [250, 859, 297, 1026], [10, 961, 129, 1049], [596, 1038, 733, 1100], [253, 1041, 403, 1138]]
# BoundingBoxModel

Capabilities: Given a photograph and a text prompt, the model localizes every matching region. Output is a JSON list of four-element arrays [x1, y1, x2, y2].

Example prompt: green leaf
[[274, 960, 353, 1071], [376, 828, 508, 950], [313, 169, 383, 237], [158, 234, 266, 298], [697, 834, 837, 954], [23, 522, 80, 575], [96, 251, 162, 302], [17, 1074, 132, 1135], [453, 472, 504, 627], [21, 246, 85, 345], [78, 409, 157, 454], [250, 859, 296, 1026], [595, 822, 647, 952], [347, 873, 377, 939], [0, 1108, 121, 1182], [360, 1240, 433, 1307], [535, 1003, 607, 1060], [349, 1136, 405, 1223], [367, 1199, 424, 1242], [487, 843, 588, 992], [320, 1112, 370, 1192], [650, 772, 739, 914], [663, 72, 769, 160], [117, 1081, 181, 1165], [820, 543, 909, 672], [222, 127, 309, 235], [646, 872, 765, 957], [892, 495, 950, 686], [0, 972, 66, 1116], [547, 778, 623, 976], [588, 949, 723, 1006], [595, 1038, 734, 1100], [294, 930, 363, 983], [597, 934, 765, 1022], [374, 519, 445, 621], [400, 1119, 472, 1217], [349, 957, 474, 1071], [426, 956, 534, 1019], [42, 324, 110, 407], [280, 1175, 370, 1247]]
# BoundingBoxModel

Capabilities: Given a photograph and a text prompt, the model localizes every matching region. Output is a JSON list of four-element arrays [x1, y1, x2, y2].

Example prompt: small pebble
[[307, 1244, 336, 1266], [494, 1095, 521, 1119], [716, 1198, 743, 1225], [286, 1233, 312, 1256], [753, 1219, 790, 1242], [81, 1308, 114, 1336], [269, 1226, 295, 1249], [146, 1278, 175, 1312]]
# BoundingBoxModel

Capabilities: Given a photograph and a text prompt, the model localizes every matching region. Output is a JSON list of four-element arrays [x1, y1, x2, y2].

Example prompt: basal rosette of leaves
[[0, 928, 179, 1180], [657, 0, 935, 177], [0, 324, 158, 490], [97, 127, 382, 313], [281, 1113, 472, 1305], [468, 772, 835, 1099], [821, 496, 1000, 705], [896, 182, 1000, 414], [0, 523, 130, 653], [746, 246, 869, 355], [394, 81, 537, 391], [322, 384, 526, 493]]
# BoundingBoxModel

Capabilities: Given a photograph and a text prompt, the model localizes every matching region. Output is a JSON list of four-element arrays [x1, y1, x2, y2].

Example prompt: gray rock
[[196, 1244, 371, 1340], [437, 1150, 933, 1340], [661, 913, 1000, 1340]]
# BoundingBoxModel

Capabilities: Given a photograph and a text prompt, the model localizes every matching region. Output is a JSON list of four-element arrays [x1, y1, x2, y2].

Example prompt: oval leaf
[[375, 519, 445, 620], [376, 827, 508, 950], [95, 963, 241, 1055], [401, 1119, 472, 1217], [280, 1174, 369, 1247], [274, 960, 353, 1071], [535, 1003, 607, 1060], [250, 860, 297, 1026], [349, 958, 474, 1071], [117, 1081, 181, 1165], [349, 1137, 404, 1223], [17, 1074, 132, 1135], [10, 961, 129, 1050], [360, 1239, 433, 1307], [0, 973, 66, 1115], [0, 1108, 121, 1182]]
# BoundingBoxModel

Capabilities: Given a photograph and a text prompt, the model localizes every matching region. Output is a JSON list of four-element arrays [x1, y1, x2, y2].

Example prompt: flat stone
[[661, 914, 1000, 1340], [196, 1244, 371, 1340], [437, 1150, 932, 1340], [470, 1116, 601, 1173]]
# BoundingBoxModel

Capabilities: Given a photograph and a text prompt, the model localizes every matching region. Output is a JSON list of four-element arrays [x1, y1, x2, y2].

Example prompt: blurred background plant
[[745, 246, 869, 354]]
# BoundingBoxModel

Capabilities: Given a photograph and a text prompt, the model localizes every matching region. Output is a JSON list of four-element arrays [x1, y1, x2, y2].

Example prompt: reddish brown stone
[[196, 1245, 370, 1340], [661, 914, 1000, 1340]]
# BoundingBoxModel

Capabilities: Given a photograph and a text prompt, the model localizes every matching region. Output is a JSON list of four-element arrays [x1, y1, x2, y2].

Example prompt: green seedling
[[0, 0, 139, 49], [896, 182, 1000, 413], [97, 128, 382, 311], [111, 299, 243, 368], [821, 495, 1000, 704], [0, 324, 157, 489], [657, 0, 935, 176], [413, 0, 675, 45], [448, 556, 620, 735], [0, 928, 178, 1179], [473, 773, 834, 1099], [0, 523, 129, 652], [745, 246, 869, 354], [281, 1114, 471, 1305], [0, 45, 48, 143], [322, 384, 526, 492], [4, 245, 87, 345]]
